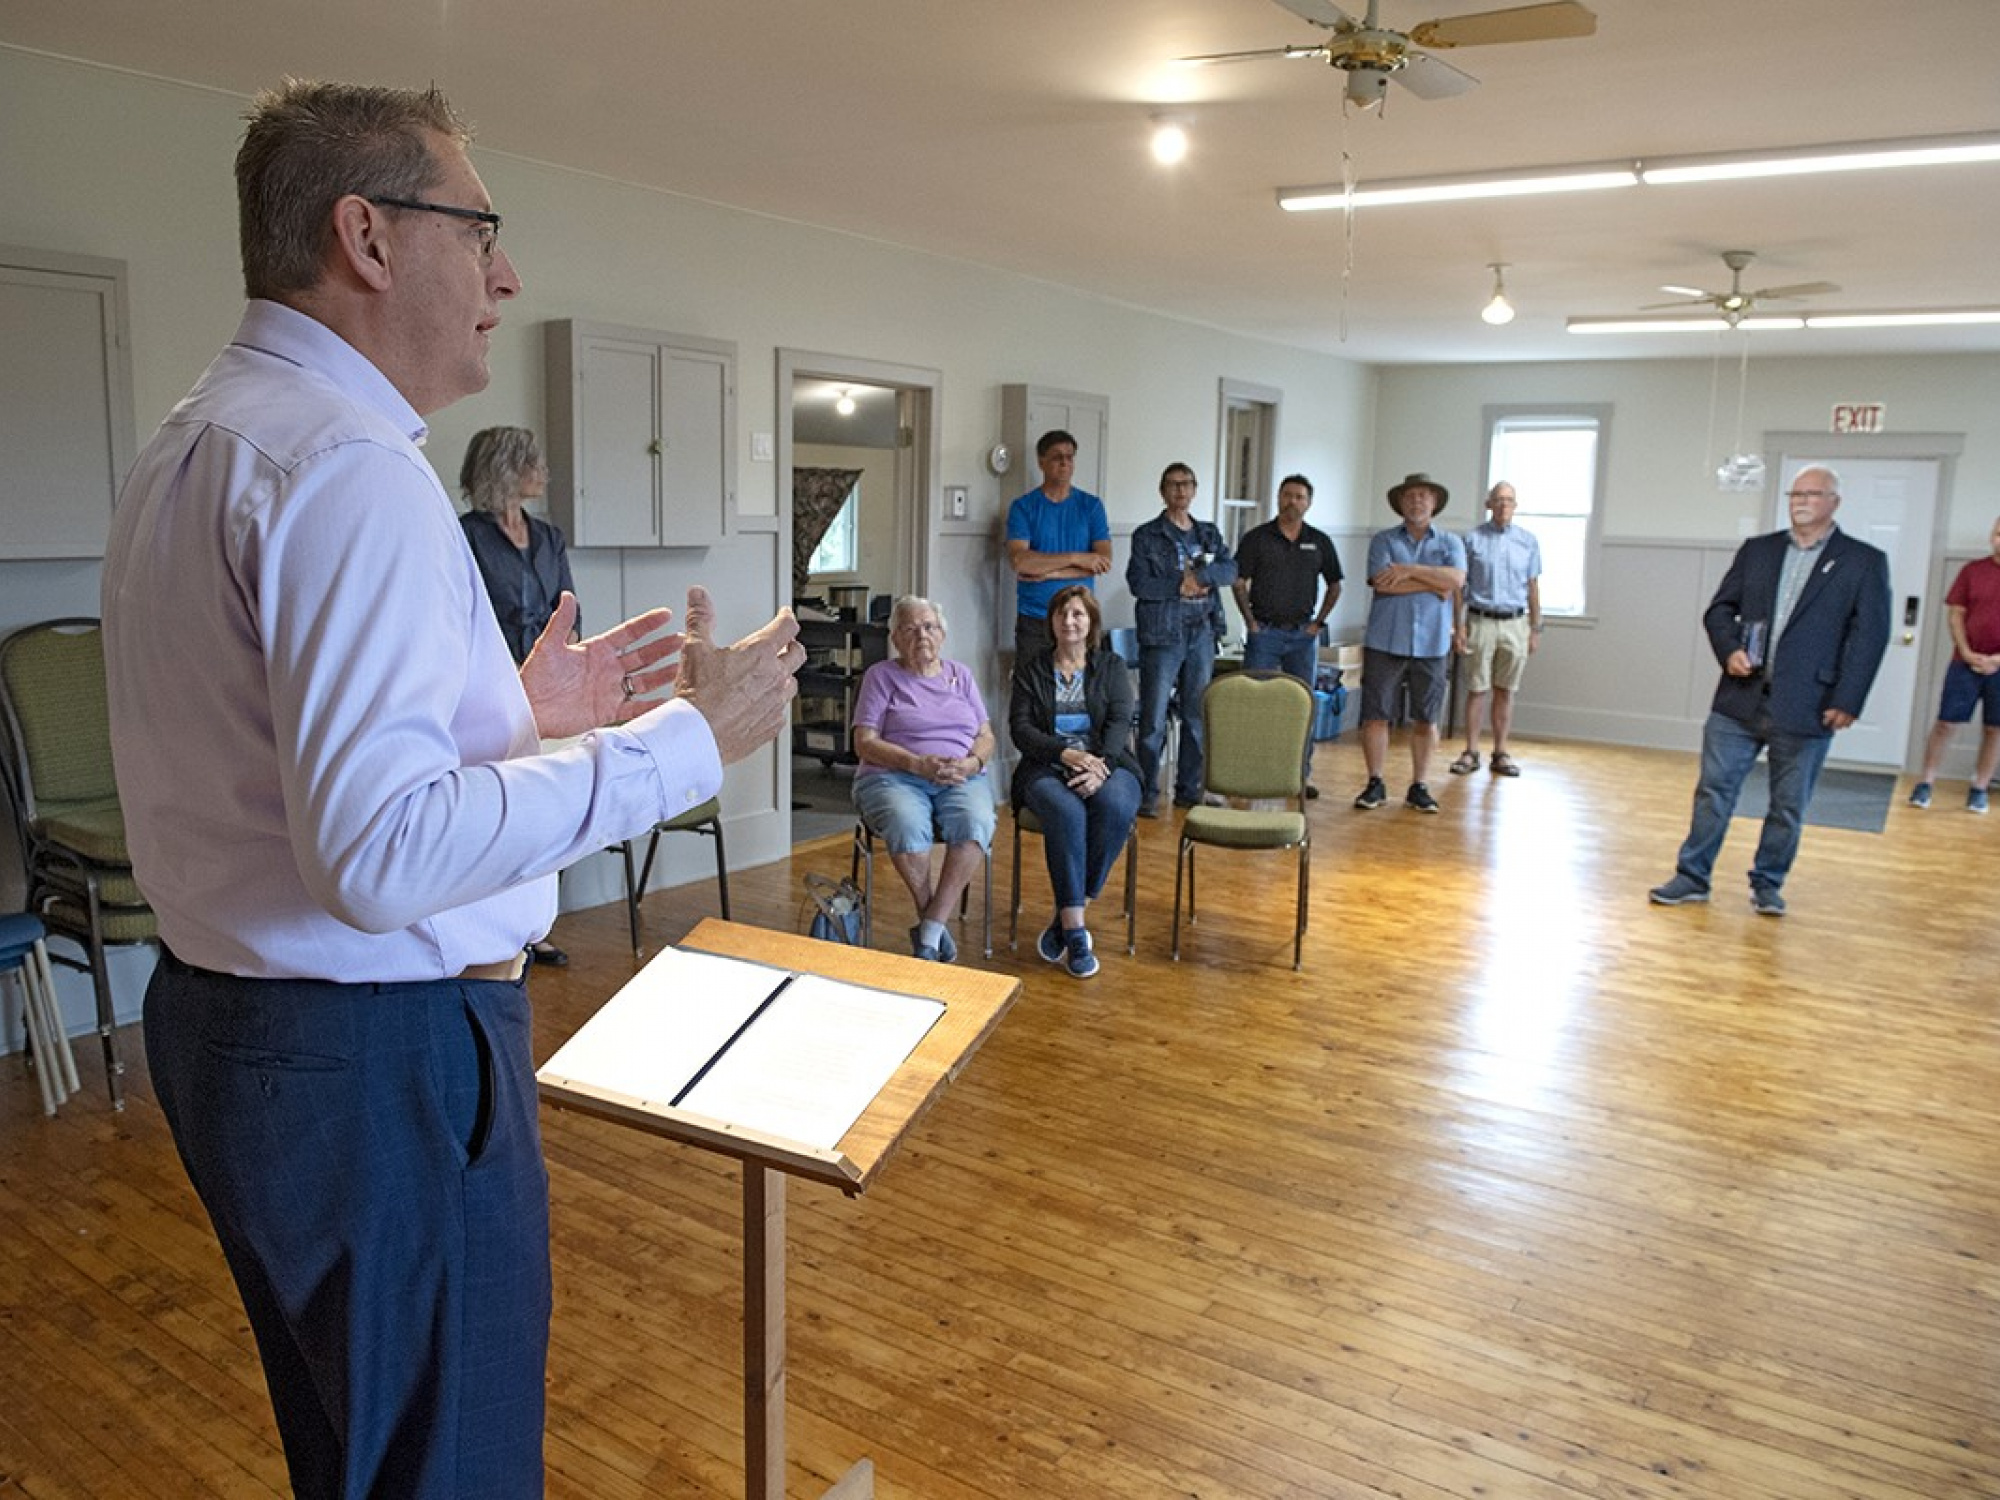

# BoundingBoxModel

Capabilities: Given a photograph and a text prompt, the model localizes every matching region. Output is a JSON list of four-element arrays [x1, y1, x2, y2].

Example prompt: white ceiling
[[9, 0, 2000, 364]]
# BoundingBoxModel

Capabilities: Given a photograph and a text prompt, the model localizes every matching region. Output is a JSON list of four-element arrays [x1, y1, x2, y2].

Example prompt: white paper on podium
[[537, 947, 944, 1150]]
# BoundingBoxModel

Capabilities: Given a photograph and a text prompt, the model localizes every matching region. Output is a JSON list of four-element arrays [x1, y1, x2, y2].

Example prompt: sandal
[[1448, 751, 1481, 775], [1490, 752, 1521, 777]]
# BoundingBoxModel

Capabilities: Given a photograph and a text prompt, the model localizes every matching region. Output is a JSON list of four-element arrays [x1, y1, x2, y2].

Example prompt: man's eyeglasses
[[1785, 488, 1835, 500], [368, 196, 502, 261]]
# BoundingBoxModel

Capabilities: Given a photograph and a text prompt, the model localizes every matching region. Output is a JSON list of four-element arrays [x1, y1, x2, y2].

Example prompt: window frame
[[806, 479, 861, 578], [1479, 403, 1611, 621]]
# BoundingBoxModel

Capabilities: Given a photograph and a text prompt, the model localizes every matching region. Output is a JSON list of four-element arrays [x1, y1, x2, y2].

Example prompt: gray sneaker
[[1750, 884, 1787, 917], [1036, 922, 1065, 965], [1909, 781, 1933, 808], [1648, 874, 1710, 906], [1354, 777, 1388, 810], [1064, 927, 1099, 979], [1970, 786, 1990, 815]]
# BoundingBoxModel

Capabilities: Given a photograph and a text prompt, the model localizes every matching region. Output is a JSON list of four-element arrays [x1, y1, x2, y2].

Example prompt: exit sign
[[1831, 402, 1885, 433]]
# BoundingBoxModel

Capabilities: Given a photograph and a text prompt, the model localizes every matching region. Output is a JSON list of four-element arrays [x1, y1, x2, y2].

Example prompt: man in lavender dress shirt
[[102, 81, 803, 1499]]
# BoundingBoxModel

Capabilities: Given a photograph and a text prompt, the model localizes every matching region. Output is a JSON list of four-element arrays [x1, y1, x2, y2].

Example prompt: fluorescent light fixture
[[1641, 132, 2000, 185], [1566, 315, 1804, 334], [1279, 165, 1635, 212], [1277, 131, 2000, 212], [1568, 308, 2000, 334], [1480, 263, 1515, 325], [1805, 309, 2000, 328]]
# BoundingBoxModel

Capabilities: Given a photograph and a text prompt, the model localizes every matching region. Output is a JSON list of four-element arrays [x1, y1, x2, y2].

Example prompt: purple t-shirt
[[851, 657, 989, 775]]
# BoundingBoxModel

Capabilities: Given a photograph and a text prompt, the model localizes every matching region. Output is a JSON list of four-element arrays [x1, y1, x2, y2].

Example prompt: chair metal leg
[[79, 878, 124, 1110], [1121, 832, 1137, 955], [620, 838, 644, 957], [710, 818, 730, 920], [851, 824, 874, 947], [1171, 836, 1188, 961], [1008, 817, 1023, 950], [1294, 836, 1310, 971], [980, 845, 994, 959]]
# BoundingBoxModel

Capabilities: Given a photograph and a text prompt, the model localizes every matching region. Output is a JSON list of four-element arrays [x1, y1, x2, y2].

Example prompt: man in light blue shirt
[[1355, 473, 1467, 813], [1451, 481, 1543, 778], [102, 80, 804, 1499]]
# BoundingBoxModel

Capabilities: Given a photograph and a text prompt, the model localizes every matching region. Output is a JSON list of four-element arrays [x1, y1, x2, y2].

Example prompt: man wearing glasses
[[1649, 466, 1891, 916], [1126, 462, 1236, 816], [102, 81, 804, 1497]]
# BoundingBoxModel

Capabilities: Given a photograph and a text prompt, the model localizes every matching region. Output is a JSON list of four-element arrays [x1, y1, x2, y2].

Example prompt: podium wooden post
[[539, 918, 1020, 1500]]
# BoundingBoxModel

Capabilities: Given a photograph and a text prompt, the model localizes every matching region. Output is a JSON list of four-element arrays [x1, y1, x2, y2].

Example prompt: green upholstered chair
[[1172, 671, 1314, 970], [0, 618, 158, 1107], [618, 796, 729, 957]]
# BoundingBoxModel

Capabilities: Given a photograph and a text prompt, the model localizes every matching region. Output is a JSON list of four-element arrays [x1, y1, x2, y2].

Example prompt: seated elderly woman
[[851, 596, 998, 962], [1009, 583, 1142, 981]]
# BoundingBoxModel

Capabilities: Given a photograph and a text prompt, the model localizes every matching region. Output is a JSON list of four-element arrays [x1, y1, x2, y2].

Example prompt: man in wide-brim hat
[[1354, 473, 1466, 814]]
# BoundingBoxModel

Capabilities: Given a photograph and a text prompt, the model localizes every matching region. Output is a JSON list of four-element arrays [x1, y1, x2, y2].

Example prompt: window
[[1482, 405, 1608, 617], [808, 480, 859, 575]]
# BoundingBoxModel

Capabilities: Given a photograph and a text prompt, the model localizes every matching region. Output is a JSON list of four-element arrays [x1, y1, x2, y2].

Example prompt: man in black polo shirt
[[1232, 474, 1343, 796]]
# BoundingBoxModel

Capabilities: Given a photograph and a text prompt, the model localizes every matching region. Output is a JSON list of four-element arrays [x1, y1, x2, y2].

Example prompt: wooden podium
[[538, 918, 1021, 1499]]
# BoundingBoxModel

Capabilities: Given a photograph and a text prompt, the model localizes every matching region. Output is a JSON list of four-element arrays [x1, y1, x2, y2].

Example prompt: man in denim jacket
[[1126, 462, 1237, 816]]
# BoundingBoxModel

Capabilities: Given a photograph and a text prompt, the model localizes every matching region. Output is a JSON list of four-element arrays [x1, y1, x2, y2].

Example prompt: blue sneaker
[[1036, 922, 1065, 965], [1750, 884, 1787, 917], [1648, 874, 1709, 906], [1970, 786, 1990, 815], [1063, 927, 1099, 980], [1908, 781, 1932, 808]]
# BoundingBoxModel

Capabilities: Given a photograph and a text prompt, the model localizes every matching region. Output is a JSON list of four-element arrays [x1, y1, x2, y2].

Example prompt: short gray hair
[[459, 427, 543, 513], [888, 595, 948, 643], [236, 79, 471, 301]]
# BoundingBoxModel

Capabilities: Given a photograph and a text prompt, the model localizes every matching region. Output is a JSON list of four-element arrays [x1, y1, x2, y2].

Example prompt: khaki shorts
[[1462, 613, 1531, 694]]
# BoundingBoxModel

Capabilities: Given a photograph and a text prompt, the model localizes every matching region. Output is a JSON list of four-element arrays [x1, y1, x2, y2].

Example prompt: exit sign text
[[1831, 403, 1885, 433]]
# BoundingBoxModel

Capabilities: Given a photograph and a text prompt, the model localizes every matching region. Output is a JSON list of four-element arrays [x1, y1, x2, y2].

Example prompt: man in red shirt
[[1909, 515, 2000, 813]]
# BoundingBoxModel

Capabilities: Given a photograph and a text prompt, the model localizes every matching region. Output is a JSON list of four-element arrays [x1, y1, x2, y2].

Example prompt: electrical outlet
[[945, 485, 968, 520]]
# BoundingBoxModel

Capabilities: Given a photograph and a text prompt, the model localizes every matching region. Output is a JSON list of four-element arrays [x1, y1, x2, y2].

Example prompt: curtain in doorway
[[791, 466, 863, 597]]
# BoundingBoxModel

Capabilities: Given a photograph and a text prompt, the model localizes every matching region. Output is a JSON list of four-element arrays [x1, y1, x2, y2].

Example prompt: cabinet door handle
[[647, 437, 663, 457]]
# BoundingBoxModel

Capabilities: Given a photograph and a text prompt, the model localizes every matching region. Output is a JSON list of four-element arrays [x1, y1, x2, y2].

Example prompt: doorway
[[1772, 445, 1953, 770], [777, 350, 942, 846], [1217, 378, 1280, 643]]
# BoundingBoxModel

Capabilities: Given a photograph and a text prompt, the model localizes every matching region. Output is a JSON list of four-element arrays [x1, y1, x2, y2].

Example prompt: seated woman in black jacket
[[1009, 584, 1142, 980]]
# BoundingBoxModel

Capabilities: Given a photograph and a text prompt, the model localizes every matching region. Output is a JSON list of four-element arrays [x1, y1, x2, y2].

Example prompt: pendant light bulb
[[1150, 113, 1190, 167], [1481, 262, 1516, 325], [835, 388, 856, 416]]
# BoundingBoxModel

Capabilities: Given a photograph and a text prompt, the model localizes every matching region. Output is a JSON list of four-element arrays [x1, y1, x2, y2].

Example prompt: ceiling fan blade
[[1410, 1, 1597, 49], [1180, 43, 1330, 63], [1640, 295, 1713, 310], [1395, 49, 1480, 99], [1748, 280, 1841, 301], [1657, 283, 1712, 299], [1270, 0, 1361, 32]]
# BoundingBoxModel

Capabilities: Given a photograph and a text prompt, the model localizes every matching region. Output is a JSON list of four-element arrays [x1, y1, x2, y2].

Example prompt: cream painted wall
[[0, 48, 1380, 1035], [1374, 353, 2000, 765]]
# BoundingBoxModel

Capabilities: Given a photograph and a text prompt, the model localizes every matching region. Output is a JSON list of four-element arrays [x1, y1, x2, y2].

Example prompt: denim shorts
[[853, 770, 996, 854], [1938, 658, 2000, 724]]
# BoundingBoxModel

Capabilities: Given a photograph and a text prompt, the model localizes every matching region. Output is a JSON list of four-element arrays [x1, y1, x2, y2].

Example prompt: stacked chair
[[0, 619, 157, 1108], [0, 913, 79, 1115]]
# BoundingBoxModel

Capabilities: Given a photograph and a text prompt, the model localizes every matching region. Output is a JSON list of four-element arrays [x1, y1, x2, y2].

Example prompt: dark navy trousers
[[146, 950, 550, 1499]]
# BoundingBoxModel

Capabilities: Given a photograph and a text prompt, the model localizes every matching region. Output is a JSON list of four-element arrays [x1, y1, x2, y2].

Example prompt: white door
[[1775, 456, 1938, 769]]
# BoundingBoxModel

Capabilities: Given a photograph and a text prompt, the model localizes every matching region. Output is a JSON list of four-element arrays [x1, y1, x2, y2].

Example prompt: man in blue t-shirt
[[1006, 429, 1111, 660]]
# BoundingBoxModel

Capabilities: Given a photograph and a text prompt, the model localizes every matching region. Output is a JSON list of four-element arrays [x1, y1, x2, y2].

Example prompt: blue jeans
[[1018, 763, 1142, 910], [852, 769, 995, 854], [1243, 625, 1320, 775], [1137, 628, 1215, 806], [1675, 708, 1833, 893]]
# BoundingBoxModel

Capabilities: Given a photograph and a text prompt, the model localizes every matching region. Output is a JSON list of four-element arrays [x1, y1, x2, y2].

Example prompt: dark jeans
[[1675, 707, 1833, 893], [146, 951, 551, 1500], [1018, 762, 1142, 910], [1137, 627, 1216, 806]]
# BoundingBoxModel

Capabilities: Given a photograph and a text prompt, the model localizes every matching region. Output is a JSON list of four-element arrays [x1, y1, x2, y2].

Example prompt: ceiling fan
[[1182, 0, 1598, 109], [1642, 249, 1840, 326]]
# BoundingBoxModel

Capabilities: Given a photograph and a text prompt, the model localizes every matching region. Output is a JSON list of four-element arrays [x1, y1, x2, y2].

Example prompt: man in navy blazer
[[1650, 466, 1892, 916]]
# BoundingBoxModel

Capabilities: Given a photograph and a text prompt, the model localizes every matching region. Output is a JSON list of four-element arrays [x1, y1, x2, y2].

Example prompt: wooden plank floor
[[3, 737, 1995, 1499]]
